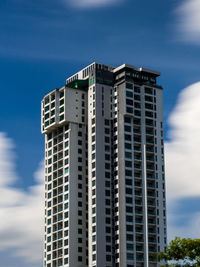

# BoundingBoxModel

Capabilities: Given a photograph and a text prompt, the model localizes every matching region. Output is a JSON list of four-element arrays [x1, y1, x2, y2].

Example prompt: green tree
[[156, 237, 200, 266]]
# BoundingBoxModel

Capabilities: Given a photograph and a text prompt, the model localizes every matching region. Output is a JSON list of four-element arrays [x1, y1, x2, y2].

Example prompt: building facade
[[41, 62, 167, 267]]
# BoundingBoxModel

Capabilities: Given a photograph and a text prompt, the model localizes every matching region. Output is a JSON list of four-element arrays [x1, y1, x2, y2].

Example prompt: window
[[105, 136, 110, 143], [126, 83, 133, 89], [106, 217, 111, 224], [92, 254, 96, 261], [78, 238, 82, 243], [126, 197, 132, 204], [105, 208, 111, 215], [126, 188, 132, 194], [105, 128, 110, 134], [60, 91, 64, 98], [106, 245, 111, 252], [78, 166, 82, 171], [105, 199, 110, 205], [125, 134, 131, 141], [106, 227, 111, 233], [124, 125, 131, 132], [125, 179, 132, 186], [126, 225, 133, 231], [78, 140, 82, 145], [125, 143, 132, 149], [126, 91, 133, 98], [106, 236, 111, 242], [105, 163, 110, 170], [105, 172, 110, 178], [105, 190, 110, 197], [105, 119, 109, 125], [127, 253, 134, 260], [125, 152, 132, 159], [105, 145, 110, 152], [126, 234, 133, 241], [106, 255, 111, 261], [126, 206, 133, 213], [127, 243, 133, 250], [126, 215, 133, 222], [125, 161, 132, 168], [126, 99, 133, 105], [126, 107, 133, 113]]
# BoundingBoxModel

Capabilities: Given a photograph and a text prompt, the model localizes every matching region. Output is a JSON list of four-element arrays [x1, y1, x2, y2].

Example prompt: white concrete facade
[[42, 62, 167, 267]]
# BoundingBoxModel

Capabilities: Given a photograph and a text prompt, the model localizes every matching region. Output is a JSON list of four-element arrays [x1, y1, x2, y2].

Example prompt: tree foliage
[[156, 237, 200, 266]]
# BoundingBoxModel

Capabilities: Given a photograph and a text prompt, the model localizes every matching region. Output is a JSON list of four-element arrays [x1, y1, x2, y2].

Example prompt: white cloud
[[165, 82, 200, 201], [65, 0, 121, 8], [0, 133, 44, 265], [176, 0, 200, 43], [165, 82, 200, 240]]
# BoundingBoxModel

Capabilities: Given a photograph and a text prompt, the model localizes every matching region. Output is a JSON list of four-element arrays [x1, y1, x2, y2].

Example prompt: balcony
[[134, 137, 141, 143], [136, 227, 143, 233], [146, 165, 154, 171], [146, 138, 154, 144], [136, 237, 143, 243], [135, 209, 143, 215], [147, 200, 156, 207], [147, 191, 156, 197], [146, 121, 154, 127], [147, 173, 155, 179], [135, 182, 142, 188], [136, 246, 143, 252], [133, 128, 141, 134], [136, 255, 144, 262], [146, 156, 154, 162], [134, 172, 141, 178], [135, 190, 142, 197], [134, 163, 141, 170], [146, 146, 154, 153], [135, 200, 142, 206], [148, 219, 156, 225], [148, 210, 156, 216], [58, 196, 63, 203], [147, 183, 155, 188], [44, 98, 50, 105], [134, 155, 141, 161], [145, 111, 153, 118], [145, 96, 153, 102], [149, 247, 157, 252], [135, 217, 143, 224], [149, 237, 156, 243], [146, 129, 154, 135], [148, 228, 156, 234]]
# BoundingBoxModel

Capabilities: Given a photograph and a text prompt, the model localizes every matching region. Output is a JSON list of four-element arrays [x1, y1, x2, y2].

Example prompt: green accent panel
[[67, 79, 89, 91]]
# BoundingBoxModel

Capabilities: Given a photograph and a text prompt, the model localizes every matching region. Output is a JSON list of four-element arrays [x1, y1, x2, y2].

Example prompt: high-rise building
[[41, 62, 167, 267]]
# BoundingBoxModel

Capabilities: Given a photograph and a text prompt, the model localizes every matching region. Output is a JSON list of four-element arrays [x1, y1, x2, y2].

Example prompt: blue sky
[[0, 0, 200, 266]]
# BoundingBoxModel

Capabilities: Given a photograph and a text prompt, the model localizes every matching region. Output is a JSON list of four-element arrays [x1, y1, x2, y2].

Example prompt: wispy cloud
[[165, 81, 200, 240], [64, 0, 122, 8], [176, 0, 200, 43], [0, 133, 44, 266], [165, 81, 200, 201]]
